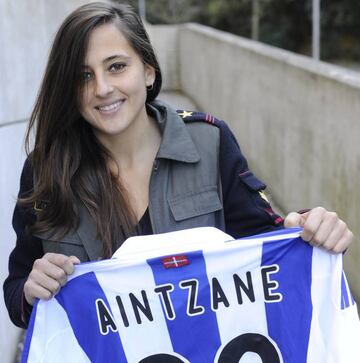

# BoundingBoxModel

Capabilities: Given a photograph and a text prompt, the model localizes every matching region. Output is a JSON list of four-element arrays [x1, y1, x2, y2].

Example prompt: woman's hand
[[24, 253, 80, 305], [284, 207, 353, 253]]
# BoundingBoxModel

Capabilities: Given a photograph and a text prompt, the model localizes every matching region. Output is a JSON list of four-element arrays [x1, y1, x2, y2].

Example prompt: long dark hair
[[22, 2, 162, 258]]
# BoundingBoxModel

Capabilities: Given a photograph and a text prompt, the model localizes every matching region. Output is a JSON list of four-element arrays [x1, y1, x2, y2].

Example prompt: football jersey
[[22, 227, 360, 363]]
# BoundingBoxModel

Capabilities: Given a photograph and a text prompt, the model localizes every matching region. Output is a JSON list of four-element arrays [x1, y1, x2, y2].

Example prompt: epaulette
[[176, 110, 220, 127]]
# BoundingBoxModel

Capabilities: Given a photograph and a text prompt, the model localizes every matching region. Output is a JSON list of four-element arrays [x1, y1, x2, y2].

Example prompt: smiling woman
[[3, 1, 353, 331], [80, 23, 156, 144]]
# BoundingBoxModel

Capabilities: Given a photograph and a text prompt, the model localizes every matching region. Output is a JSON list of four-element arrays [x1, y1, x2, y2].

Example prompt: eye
[[81, 71, 93, 82], [109, 62, 126, 72]]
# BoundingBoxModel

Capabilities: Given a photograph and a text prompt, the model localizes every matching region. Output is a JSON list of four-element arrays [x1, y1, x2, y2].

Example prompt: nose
[[94, 74, 114, 98]]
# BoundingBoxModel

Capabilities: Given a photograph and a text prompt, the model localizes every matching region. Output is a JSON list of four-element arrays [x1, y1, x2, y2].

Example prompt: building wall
[[0, 1, 95, 361], [178, 23, 360, 300], [146, 24, 180, 91], [0, 122, 27, 363]]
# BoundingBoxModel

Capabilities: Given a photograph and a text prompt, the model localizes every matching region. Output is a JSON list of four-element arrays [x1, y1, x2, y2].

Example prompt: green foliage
[[260, 0, 312, 54], [321, 0, 360, 60], [112, 0, 360, 61], [113, 0, 201, 24], [200, 0, 252, 37]]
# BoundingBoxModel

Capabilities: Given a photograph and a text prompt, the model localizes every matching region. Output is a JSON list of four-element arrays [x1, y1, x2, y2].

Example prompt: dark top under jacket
[[3, 105, 283, 328]]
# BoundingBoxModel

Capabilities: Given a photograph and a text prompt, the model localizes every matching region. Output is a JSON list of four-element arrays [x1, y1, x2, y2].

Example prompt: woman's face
[[79, 23, 155, 141]]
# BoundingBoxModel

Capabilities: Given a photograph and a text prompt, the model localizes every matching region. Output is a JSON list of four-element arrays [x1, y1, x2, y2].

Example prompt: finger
[[69, 255, 81, 265], [300, 207, 326, 242], [320, 220, 347, 252], [33, 258, 68, 285], [284, 212, 304, 228], [24, 274, 60, 304], [61, 258, 78, 276], [43, 253, 78, 276], [24, 281, 54, 304], [29, 269, 62, 294], [43, 253, 72, 267], [310, 212, 339, 247], [331, 229, 354, 254], [36, 287, 55, 301]]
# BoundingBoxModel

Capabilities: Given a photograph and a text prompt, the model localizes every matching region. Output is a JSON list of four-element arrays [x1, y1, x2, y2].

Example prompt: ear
[[144, 64, 156, 87]]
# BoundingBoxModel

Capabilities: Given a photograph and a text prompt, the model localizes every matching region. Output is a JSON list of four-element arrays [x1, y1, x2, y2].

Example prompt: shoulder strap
[[176, 110, 221, 127]]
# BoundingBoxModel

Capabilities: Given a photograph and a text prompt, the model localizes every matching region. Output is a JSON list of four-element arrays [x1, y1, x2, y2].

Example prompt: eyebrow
[[82, 54, 131, 68]]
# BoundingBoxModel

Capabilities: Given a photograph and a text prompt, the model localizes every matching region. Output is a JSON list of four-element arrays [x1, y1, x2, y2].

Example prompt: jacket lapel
[[148, 101, 200, 163], [76, 205, 103, 261]]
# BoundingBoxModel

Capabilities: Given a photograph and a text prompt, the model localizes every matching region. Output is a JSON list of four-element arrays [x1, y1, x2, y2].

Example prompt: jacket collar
[[147, 101, 200, 163]]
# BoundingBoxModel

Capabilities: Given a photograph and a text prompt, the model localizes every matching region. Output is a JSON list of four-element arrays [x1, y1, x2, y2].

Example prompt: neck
[[97, 111, 161, 171]]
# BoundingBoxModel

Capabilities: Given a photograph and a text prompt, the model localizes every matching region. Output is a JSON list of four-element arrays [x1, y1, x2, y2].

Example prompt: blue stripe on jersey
[[261, 236, 313, 363], [147, 251, 221, 363], [341, 272, 352, 309], [21, 300, 39, 363], [56, 272, 127, 363], [341, 272, 349, 309]]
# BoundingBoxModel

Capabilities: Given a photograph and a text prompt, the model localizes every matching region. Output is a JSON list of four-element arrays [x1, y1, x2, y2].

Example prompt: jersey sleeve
[[3, 158, 43, 328], [217, 120, 284, 238]]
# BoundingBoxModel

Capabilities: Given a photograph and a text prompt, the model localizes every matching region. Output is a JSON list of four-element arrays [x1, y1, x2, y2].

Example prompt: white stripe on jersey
[[204, 241, 268, 343], [94, 259, 175, 361], [27, 298, 90, 363]]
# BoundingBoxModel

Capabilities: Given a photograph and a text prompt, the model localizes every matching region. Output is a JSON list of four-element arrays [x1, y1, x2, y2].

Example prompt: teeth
[[98, 101, 122, 111]]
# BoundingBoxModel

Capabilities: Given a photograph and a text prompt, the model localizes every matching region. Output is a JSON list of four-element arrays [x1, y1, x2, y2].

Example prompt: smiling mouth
[[96, 100, 123, 113]]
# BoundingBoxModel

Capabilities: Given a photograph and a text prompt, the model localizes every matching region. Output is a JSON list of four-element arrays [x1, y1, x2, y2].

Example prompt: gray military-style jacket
[[36, 101, 225, 261]]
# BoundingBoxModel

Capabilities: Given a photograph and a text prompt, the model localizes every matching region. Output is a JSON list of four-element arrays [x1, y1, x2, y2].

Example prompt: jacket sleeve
[[218, 120, 284, 238], [3, 158, 43, 328]]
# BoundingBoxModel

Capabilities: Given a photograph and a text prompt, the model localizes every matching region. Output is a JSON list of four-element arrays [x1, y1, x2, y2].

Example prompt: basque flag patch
[[162, 255, 190, 269]]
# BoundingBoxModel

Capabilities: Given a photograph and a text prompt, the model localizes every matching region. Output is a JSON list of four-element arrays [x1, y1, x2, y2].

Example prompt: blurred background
[[122, 0, 360, 69]]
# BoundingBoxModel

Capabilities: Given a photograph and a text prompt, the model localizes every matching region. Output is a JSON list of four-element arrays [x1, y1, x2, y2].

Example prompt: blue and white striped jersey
[[22, 228, 360, 363]]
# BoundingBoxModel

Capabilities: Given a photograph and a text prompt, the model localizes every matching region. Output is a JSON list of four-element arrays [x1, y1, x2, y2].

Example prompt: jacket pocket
[[168, 185, 223, 221]]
